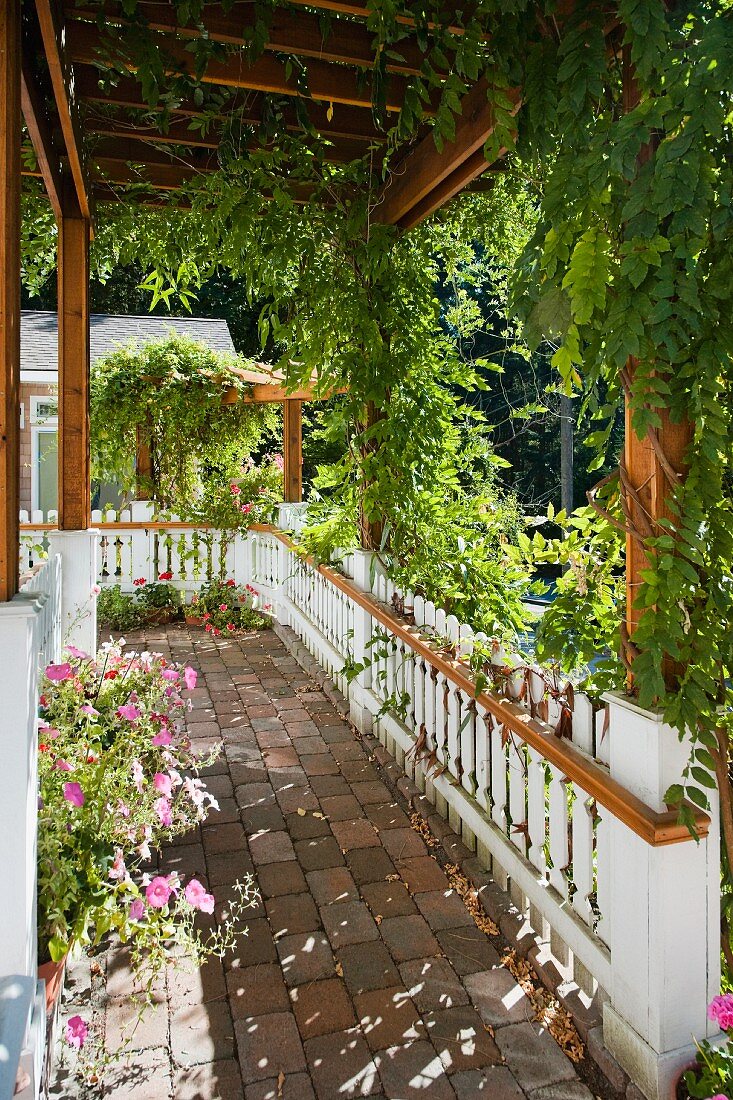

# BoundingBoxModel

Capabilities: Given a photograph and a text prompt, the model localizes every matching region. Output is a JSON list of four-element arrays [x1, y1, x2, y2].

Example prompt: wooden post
[[621, 49, 692, 688], [283, 398, 302, 503], [58, 183, 91, 530], [0, 0, 21, 601], [136, 422, 153, 500]]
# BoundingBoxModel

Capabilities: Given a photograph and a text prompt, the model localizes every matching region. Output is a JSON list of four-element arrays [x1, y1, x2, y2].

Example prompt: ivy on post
[[619, 47, 692, 693]]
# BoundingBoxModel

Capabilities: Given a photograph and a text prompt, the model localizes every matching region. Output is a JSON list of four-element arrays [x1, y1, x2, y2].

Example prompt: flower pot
[[38, 955, 67, 1016], [184, 614, 203, 627], [674, 1060, 700, 1099], [146, 607, 178, 625]]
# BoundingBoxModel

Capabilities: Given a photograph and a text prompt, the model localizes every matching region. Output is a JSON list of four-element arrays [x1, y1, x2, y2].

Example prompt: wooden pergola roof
[[21, 0, 510, 230]]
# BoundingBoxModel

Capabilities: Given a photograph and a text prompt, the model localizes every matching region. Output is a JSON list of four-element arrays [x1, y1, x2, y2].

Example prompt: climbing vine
[[91, 333, 277, 510]]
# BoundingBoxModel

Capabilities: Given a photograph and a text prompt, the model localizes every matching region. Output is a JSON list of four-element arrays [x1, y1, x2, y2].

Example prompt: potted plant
[[676, 995, 733, 1098], [135, 576, 183, 624], [37, 643, 257, 1016], [186, 577, 270, 635]]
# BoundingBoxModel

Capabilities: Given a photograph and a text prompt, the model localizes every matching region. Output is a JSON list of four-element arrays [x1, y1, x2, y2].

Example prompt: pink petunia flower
[[161, 669, 179, 682], [184, 878, 215, 914], [145, 875, 173, 909], [117, 799, 130, 818], [218, 603, 228, 612], [54, 759, 72, 772], [45, 663, 73, 682], [183, 667, 197, 691], [65, 1016, 88, 1050], [90, 584, 101, 596], [63, 782, 85, 807], [132, 759, 145, 793], [230, 484, 241, 495], [240, 503, 253, 515], [129, 898, 146, 921], [152, 729, 172, 747], [65, 645, 90, 660], [117, 704, 140, 722], [226, 623, 236, 632], [154, 797, 173, 826], [80, 704, 99, 717], [153, 772, 172, 797], [109, 848, 127, 882]]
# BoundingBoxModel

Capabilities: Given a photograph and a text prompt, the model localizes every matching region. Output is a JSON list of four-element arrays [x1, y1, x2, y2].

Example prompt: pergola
[[0, 8, 722, 1099], [2, 0, 521, 605]]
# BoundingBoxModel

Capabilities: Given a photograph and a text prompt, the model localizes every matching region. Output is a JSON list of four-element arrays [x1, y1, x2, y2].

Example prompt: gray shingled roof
[[20, 310, 235, 380]]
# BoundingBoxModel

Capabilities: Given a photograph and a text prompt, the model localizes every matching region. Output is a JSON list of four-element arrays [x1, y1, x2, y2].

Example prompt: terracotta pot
[[146, 607, 178, 625], [38, 955, 67, 1016], [184, 614, 203, 627], [674, 1060, 700, 1099]]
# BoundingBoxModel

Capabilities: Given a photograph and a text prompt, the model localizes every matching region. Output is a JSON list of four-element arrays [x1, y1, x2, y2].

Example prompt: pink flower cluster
[[142, 873, 215, 913], [708, 994, 733, 1031]]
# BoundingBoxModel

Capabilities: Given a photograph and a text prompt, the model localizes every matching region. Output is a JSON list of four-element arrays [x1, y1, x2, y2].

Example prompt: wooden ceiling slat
[[76, 68, 389, 141], [374, 82, 519, 226], [67, 21, 423, 114], [65, 3, 430, 77], [34, 0, 92, 220], [21, 57, 63, 221], [86, 121, 379, 164]]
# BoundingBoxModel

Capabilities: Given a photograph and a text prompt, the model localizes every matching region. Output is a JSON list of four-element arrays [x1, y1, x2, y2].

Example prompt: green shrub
[[97, 586, 145, 632]]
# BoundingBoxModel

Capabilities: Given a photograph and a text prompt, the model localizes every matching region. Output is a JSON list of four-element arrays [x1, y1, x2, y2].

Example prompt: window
[[30, 394, 58, 513], [30, 396, 58, 425]]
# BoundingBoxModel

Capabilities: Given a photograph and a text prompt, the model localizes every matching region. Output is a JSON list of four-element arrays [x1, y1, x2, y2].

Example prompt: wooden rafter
[[374, 80, 519, 227], [76, 70, 389, 142], [35, 0, 92, 221], [67, 21, 429, 115], [85, 125, 379, 165], [21, 57, 63, 221], [65, 3, 431, 77]]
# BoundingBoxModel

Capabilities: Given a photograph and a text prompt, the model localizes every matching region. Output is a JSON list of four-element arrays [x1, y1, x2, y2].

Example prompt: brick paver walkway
[[52, 624, 607, 1100]]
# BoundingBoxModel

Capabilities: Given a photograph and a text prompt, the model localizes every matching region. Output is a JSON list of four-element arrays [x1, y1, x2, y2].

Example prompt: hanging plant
[[90, 333, 278, 511]]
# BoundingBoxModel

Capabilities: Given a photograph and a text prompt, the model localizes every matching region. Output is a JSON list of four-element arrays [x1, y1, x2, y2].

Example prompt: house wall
[[19, 382, 55, 514]]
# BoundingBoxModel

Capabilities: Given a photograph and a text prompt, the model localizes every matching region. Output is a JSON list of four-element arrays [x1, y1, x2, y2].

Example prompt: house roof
[[20, 310, 236, 383]]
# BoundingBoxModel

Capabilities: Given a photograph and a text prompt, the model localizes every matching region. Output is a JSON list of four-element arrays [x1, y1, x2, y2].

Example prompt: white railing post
[[603, 693, 720, 1100], [129, 500, 155, 584], [348, 550, 375, 734], [0, 596, 42, 980], [46, 528, 99, 654]]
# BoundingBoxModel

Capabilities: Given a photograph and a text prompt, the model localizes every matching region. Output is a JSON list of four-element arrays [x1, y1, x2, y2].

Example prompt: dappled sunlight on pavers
[[51, 624, 600, 1099]]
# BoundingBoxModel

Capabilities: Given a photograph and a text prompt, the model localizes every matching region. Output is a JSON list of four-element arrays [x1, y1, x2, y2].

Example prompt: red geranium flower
[[133, 577, 146, 587], [158, 570, 173, 581]]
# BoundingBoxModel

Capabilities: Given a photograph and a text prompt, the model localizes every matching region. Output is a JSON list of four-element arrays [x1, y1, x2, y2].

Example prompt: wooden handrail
[[261, 525, 709, 848]]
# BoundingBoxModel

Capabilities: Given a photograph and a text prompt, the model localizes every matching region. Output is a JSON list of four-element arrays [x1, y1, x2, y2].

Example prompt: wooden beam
[[396, 144, 507, 229], [0, 0, 21, 601], [374, 81, 519, 226], [35, 0, 92, 221], [21, 58, 63, 221], [65, 3, 430, 77], [283, 399, 303, 503], [76, 68, 389, 142], [68, 21, 422, 114], [57, 182, 91, 530]]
